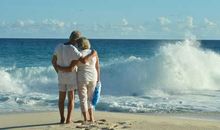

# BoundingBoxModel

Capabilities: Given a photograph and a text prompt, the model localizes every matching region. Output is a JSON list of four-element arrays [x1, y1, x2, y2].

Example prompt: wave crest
[[102, 39, 220, 96]]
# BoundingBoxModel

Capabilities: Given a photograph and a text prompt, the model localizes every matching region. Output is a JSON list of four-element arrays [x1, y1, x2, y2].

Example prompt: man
[[51, 31, 95, 124]]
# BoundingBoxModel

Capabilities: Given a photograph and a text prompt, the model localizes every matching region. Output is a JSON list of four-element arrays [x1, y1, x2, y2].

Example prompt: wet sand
[[0, 111, 220, 130]]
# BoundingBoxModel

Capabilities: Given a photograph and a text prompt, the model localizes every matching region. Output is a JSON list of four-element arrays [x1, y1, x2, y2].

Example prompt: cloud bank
[[0, 17, 220, 39]]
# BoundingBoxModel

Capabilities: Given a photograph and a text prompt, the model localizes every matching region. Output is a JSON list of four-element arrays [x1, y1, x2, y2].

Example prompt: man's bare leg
[[59, 91, 66, 124], [66, 91, 74, 124]]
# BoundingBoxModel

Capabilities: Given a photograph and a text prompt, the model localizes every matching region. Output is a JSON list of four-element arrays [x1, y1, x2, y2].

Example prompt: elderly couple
[[51, 31, 100, 124]]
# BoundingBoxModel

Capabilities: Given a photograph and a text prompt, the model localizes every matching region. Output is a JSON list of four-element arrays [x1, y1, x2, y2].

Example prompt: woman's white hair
[[77, 37, 91, 50]]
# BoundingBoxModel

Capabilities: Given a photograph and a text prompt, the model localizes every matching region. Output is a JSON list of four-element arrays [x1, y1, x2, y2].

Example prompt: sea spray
[[0, 69, 25, 94], [146, 39, 220, 93], [102, 39, 220, 96]]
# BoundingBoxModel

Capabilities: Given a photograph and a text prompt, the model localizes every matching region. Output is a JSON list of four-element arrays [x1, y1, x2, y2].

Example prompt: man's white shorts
[[58, 84, 76, 92]]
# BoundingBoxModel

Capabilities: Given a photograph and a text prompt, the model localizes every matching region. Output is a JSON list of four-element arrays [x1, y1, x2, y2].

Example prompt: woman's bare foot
[[82, 121, 91, 125], [66, 120, 72, 124], [88, 119, 95, 123]]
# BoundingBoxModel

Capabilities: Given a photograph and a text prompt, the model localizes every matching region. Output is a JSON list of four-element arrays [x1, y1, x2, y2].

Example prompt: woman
[[77, 37, 100, 122], [58, 37, 100, 122]]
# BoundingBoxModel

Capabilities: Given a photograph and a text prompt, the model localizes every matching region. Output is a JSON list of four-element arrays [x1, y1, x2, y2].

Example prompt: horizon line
[[0, 37, 220, 41]]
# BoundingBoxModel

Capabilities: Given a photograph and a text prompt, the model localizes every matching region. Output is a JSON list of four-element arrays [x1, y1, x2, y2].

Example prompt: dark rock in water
[[131, 93, 138, 96], [0, 97, 9, 102]]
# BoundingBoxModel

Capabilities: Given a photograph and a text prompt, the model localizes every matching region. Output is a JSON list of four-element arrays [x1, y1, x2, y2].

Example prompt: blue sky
[[0, 0, 220, 39]]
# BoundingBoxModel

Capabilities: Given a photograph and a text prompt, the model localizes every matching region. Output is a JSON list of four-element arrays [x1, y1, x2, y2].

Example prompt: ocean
[[0, 38, 220, 114]]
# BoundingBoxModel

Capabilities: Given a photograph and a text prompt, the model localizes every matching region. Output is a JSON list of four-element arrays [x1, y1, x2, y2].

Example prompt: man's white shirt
[[54, 43, 82, 85]]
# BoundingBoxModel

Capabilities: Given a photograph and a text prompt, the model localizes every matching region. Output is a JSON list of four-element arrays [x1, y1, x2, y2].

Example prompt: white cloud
[[93, 23, 106, 32], [122, 18, 128, 26], [158, 17, 171, 25], [138, 25, 145, 32], [122, 26, 133, 31], [0, 19, 72, 36], [42, 19, 65, 28], [186, 16, 194, 28], [162, 27, 170, 32], [72, 22, 77, 26], [58, 22, 65, 28], [17, 20, 25, 27], [204, 18, 216, 27], [42, 19, 51, 25], [25, 19, 35, 25], [1, 17, 220, 39], [0, 21, 6, 27], [11, 20, 36, 28]]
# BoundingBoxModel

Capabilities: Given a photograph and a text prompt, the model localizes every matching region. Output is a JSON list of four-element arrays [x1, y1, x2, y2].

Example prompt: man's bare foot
[[60, 117, 65, 124]]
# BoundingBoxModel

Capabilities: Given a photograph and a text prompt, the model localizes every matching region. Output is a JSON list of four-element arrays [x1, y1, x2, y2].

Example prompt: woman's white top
[[77, 49, 97, 83]]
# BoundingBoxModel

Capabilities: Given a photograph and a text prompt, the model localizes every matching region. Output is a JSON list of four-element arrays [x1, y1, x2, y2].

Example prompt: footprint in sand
[[116, 121, 132, 129], [75, 121, 99, 130], [74, 120, 84, 123], [74, 119, 132, 130]]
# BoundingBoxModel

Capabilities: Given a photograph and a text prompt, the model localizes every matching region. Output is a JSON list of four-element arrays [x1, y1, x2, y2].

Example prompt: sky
[[0, 0, 220, 39]]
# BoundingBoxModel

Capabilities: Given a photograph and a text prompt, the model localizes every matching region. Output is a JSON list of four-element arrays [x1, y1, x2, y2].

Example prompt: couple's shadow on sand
[[0, 122, 60, 130], [0, 120, 103, 130], [0, 119, 131, 130]]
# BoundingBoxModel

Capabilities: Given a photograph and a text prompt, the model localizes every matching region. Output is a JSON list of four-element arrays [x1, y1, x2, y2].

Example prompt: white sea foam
[[95, 94, 220, 113], [102, 39, 220, 96], [0, 66, 57, 94], [0, 69, 25, 94], [0, 66, 59, 112]]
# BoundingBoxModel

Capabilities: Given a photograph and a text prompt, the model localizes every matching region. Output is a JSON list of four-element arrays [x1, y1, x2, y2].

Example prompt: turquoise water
[[0, 38, 220, 113]]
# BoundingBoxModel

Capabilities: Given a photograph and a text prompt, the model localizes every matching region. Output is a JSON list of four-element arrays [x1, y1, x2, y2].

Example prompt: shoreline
[[0, 111, 220, 130], [2, 109, 220, 121]]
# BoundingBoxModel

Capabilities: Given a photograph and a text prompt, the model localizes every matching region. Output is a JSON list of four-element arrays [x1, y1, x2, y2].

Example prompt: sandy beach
[[0, 111, 220, 130]]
